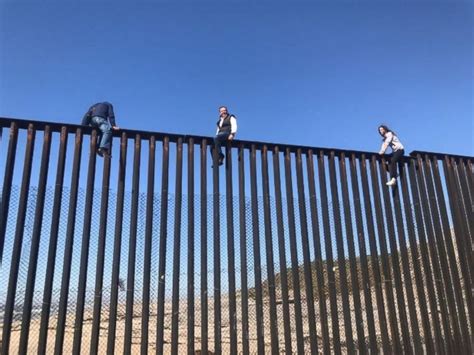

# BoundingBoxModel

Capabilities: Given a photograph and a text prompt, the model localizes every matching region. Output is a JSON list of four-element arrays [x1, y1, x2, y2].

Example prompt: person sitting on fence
[[211, 105, 237, 166], [81, 101, 119, 157], [378, 124, 405, 186]]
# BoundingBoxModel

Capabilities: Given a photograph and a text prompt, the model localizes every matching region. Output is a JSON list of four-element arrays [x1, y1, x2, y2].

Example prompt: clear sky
[[1, 0, 473, 156]]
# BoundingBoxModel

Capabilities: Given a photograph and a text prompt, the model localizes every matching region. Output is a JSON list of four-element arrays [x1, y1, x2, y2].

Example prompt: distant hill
[[247, 237, 460, 300]]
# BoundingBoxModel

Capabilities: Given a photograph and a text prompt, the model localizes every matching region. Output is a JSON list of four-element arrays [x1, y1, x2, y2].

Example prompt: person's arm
[[228, 115, 237, 140], [379, 132, 393, 154], [81, 109, 91, 126]]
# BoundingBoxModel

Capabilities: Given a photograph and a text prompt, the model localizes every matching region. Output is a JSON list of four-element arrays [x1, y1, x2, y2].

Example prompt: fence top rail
[[410, 150, 474, 161], [1, 116, 472, 162]]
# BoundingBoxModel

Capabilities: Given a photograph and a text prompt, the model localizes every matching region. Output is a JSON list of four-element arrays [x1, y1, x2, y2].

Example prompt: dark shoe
[[211, 156, 224, 168], [212, 155, 224, 168], [97, 148, 109, 157]]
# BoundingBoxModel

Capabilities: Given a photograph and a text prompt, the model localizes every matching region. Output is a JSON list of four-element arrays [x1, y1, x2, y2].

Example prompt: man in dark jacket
[[211, 106, 238, 166], [82, 102, 119, 156]]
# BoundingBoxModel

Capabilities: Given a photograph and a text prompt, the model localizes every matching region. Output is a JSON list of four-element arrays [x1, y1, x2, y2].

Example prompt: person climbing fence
[[81, 101, 119, 157], [378, 124, 405, 186]]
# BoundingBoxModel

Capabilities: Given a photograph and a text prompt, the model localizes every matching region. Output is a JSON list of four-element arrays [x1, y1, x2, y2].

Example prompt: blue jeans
[[91, 116, 112, 150]]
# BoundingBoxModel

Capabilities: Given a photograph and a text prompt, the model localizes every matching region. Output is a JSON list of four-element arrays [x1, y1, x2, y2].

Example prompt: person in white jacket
[[378, 125, 405, 186]]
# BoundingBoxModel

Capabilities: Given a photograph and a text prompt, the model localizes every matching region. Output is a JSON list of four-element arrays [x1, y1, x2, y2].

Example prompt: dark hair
[[218, 106, 228, 111], [378, 125, 396, 137]]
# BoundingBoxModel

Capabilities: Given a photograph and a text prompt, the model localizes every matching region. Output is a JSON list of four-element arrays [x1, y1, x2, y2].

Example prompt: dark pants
[[389, 149, 404, 179], [211, 132, 229, 162]]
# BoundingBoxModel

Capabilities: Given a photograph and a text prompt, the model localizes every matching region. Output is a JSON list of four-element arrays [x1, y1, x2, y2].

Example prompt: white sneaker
[[386, 178, 397, 186]]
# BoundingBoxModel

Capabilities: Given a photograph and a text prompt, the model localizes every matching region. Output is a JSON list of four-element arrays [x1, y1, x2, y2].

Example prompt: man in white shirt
[[211, 106, 237, 166]]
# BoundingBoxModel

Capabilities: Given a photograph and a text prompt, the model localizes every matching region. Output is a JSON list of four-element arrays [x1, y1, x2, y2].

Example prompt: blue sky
[[1, 0, 472, 156]]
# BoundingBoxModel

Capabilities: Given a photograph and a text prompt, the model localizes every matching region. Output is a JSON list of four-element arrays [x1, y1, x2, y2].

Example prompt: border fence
[[0, 117, 472, 354]]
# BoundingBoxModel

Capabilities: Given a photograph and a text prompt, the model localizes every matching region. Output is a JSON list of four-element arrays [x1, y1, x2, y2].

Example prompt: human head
[[378, 125, 390, 137], [219, 106, 228, 117]]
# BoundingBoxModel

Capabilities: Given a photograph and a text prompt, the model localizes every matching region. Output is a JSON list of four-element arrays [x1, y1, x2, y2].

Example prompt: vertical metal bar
[[407, 159, 445, 354], [459, 158, 473, 209], [212, 141, 222, 355], [306, 150, 330, 354], [295, 148, 318, 353], [156, 136, 170, 355], [2, 123, 35, 354], [171, 138, 184, 355], [225, 144, 238, 355], [348, 153, 377, 353], [467, 159, 474, 262], [89, 134, 113, 355], [37, 127, 68, 355], [467, 160, 474, 205], [200, 139, 209, 355], [53, 128, 83, 355], [261, 145, 280, 354], [19, 126, 52, 354], [385, 159, 422, 353], [460, 157, 474, 294], [317, 150, 341, 354], [250, 144, 265, 354], [124, 134, 141, 355], [273, 146, 292, 354], [107, 133, 129, 354], [468, 159, 474, 185], [456, 158, 473, 237], [328, 151, 354, 353], [238, 145, 249, 355], [431, 156, 472, 352], [71, 129, 97, 355], [443, 159, 465, 234], [187, 138, 195, 354], [421, 155, 463, 352], [358, 154, 390, 353], [141, 136, 156, 354], [368, 156, 402, 353], [459, 159, 474, 247], [466, 157, 474, 238], [284, 148, 305, 354], [414, 155, 452, 353], [398, 159, 433, 354], [450, 157, 473, 264], [338, 152, 365, 353], [0, 122, 18, 263], [463, 158, 474, 277]]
